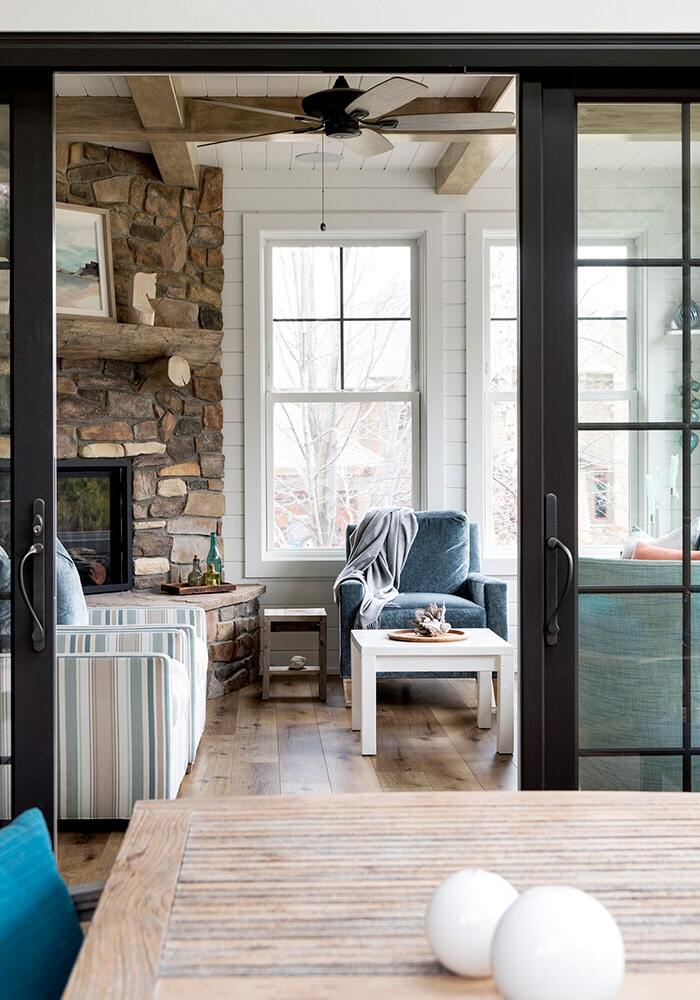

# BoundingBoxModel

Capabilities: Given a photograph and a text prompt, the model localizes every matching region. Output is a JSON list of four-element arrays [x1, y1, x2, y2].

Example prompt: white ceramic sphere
[[491, 885, 625, 1000], [425, 868, 519, 977]]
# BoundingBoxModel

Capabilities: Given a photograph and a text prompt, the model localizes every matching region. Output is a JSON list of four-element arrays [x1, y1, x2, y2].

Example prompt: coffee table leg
[[351, 642, 361, 731], [497, 653, 514, 755], [477, 669, 492, 729], [361, 655, 377, 755]]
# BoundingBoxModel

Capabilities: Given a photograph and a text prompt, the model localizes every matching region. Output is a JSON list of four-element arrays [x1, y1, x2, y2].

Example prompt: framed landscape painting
[[56, 204, 116, 319]]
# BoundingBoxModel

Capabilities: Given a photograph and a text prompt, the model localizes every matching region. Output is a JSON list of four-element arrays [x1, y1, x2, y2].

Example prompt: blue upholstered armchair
[[337, 510, 508, 679]]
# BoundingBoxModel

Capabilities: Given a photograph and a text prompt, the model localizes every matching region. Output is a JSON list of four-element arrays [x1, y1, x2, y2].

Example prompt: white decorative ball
[[425, 869, 519, 977], [491, 885, 625, 1000]]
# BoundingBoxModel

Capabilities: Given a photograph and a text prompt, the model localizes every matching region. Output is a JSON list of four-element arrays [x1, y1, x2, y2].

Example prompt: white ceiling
[[54, 72, 498, 174]]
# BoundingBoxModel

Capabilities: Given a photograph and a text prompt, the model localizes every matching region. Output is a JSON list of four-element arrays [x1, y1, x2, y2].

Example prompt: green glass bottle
[[206, 532, 222, 585]]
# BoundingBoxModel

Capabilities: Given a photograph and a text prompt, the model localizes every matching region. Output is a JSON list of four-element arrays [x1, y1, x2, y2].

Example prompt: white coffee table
[[350, 628, 515, 756]]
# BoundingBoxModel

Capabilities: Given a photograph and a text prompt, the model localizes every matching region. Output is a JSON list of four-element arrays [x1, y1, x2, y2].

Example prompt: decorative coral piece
[[412, 602, 451, 637]]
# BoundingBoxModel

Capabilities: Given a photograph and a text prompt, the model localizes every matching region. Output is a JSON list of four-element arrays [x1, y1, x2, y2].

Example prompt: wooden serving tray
[[160, 582, 237, 596], [387, 628, 467, 643]]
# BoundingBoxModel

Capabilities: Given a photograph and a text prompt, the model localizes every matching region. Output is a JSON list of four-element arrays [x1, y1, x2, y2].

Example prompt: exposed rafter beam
[[55, 95, 481, 145], [125, 76, 198, 188], [435, 77, 516, 196]]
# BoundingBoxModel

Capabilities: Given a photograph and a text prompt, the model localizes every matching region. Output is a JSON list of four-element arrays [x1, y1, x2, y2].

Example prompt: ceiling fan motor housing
[[301, 77, 366, 138]]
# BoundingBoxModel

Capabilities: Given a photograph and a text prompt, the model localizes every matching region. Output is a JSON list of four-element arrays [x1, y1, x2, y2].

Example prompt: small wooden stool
[[261, 608, 327, 701]]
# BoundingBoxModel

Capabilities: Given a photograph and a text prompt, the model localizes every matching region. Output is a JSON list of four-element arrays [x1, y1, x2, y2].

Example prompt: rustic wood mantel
[[57, 317, 223, 365]]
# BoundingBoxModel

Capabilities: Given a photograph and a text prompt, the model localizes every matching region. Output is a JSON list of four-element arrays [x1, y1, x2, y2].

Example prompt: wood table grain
[[64, 791, 700, 998]]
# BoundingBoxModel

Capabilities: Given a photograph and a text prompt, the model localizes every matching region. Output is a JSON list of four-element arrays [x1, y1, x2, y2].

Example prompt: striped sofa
[[0, 603, 208, 822]]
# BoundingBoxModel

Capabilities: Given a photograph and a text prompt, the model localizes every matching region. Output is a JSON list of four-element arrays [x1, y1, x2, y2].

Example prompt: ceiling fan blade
[[197, 127, 321, 149], [192, 98, 319, 124], [377, 111, 516, 132], [340, 129, 394, 158], [344, 77, 428, 120]]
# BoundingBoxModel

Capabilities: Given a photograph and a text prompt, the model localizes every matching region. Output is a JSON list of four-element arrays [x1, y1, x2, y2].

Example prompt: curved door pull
[[18, 499, 46, 652], [544, 493, 574, 647]]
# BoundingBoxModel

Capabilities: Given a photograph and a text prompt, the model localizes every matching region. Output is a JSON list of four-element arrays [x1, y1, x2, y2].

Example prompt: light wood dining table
[[64, 791, 700, 998]]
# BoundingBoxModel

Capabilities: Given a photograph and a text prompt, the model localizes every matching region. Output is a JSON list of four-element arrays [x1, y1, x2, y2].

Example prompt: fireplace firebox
[[57, 459, 132, 593]]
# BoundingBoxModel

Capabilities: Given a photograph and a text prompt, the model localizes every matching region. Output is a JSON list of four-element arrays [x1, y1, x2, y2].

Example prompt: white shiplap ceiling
[[55, 72, 496, 173]]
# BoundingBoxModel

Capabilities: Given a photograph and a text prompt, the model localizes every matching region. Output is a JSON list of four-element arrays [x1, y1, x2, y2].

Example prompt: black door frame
[[1, 71, 56, 831], [0, 36, 699, 805]]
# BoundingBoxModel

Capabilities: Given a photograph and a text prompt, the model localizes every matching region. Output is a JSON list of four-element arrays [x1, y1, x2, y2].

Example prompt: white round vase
[[491, 884, 625, 1000], [425, 868, 518, 977]]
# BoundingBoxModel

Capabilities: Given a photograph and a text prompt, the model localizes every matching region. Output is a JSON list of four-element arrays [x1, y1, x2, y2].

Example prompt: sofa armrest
[[337, 579, 364, 679], [464, 573, 508, 641]]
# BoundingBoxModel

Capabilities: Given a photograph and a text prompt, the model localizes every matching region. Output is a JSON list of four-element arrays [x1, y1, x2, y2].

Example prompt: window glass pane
[[580, 755, 682, 791], [344, 320, 411, 391], [273, 321, 339, 391], [579, 593, 683, 751], [578, 430, 683, 576], [272, 246, 339, 319], [578, 103, 682, 259], [489, 244, 517, 317], [343, 246, 411, 318], [578, 399, 629, 423], [272, 400, 413, 550], [489, 320, 517, 391], [490, 400, 517, 548]]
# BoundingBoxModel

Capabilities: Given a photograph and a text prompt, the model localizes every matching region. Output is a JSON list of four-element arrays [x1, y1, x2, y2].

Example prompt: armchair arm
[[464, 572, 509, 641], [337, 580, 364, 679], [88, 605, 207, 644], [57, 625, 191, 672]]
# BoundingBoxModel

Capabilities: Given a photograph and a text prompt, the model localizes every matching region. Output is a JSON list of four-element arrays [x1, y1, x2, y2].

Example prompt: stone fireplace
[[56, 141, 226, 590]]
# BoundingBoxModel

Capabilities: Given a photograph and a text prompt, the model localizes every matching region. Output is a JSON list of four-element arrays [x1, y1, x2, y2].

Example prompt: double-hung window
[[265, 240, 419, 557]]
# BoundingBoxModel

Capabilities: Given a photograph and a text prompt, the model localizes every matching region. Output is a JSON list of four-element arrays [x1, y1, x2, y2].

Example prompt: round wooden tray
[[387, 629, 468, 643]]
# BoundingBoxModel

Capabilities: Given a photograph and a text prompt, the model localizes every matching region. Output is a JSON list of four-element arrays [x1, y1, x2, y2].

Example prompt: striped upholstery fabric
[[57, 653, 189, 820], [86, 606, 208, 760]]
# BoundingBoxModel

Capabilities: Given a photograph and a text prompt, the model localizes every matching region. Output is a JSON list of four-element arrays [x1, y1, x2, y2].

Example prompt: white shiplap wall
[[221, 162, 518, 669]]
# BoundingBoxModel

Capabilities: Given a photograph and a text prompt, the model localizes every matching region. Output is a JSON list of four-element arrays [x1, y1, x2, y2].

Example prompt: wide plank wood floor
[[58, 675, 516, 884]]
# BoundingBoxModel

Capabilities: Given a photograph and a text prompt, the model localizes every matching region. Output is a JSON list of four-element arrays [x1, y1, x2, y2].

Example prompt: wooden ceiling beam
[[125, 76, 198, 188], [55, 95, 479, 144], [435, 77, 516, 196]]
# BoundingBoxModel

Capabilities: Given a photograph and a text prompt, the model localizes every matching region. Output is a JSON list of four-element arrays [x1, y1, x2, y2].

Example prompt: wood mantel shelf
[[57, 317, 223, 365]]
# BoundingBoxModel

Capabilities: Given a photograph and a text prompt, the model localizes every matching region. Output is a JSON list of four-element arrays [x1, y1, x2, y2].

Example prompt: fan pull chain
[[320, 132, 327, 232]]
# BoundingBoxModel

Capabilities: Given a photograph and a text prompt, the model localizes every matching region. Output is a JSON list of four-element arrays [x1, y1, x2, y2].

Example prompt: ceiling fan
[[196, 75, 515, 158]]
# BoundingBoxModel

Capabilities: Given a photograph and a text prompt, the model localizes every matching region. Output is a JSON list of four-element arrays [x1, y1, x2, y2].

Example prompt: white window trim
[[243, 211, 444, 579], [466, 211, 517, 576]]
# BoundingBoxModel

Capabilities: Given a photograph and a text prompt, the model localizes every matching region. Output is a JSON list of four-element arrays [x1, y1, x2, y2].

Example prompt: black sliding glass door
[[0, 74, 56, 832], [520, 80, 700, 791]]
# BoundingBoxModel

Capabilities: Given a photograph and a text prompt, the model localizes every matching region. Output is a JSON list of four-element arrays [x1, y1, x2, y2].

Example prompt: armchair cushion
[[0, 807, 83, 999], [399, 511, 470, 595], [377, 592, 487, 631]]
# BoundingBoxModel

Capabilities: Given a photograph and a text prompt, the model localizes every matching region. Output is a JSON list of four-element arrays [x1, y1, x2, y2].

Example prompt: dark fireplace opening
[[57, 459, 133, 593]]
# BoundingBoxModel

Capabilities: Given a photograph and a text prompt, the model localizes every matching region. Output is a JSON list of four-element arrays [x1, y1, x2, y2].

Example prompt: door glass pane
[[0, 103, 8, 820], [579, 593, 683, 751], [578, 104, 682, 259], [579, 430, 684, 579], [272, 400, 413, 550], [578, 266, 682, 422], [691, 105, 700, 259], [580, 755, 682, 791]]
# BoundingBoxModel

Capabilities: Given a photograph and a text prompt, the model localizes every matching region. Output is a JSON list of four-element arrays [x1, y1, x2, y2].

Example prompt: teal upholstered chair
[[0, 807, 100, 999], [337, 510, 508, 680]]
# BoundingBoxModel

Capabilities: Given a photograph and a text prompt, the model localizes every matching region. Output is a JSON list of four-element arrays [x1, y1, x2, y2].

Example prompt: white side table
[[350, 628, 514, 756], [261, 608, 327, 701]]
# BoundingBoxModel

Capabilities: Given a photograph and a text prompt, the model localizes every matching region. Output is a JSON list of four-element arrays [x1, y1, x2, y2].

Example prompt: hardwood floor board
[[466, 757, 519, 791], [58, 830, 125, 886], [227, 761, 281, 796], [202, 690, 240, 737], [374, 768, 433, 791], [315, 703, 382, 794], [231, 684, 279, 764], [276, 678, 332, 795], [179, 734, 233, 798]]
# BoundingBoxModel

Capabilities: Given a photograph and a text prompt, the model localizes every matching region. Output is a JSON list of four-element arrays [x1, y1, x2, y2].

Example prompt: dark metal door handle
[[546, 535, 574, 645], [544, 492, 574, 647], [18, 499, 45, 652]]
